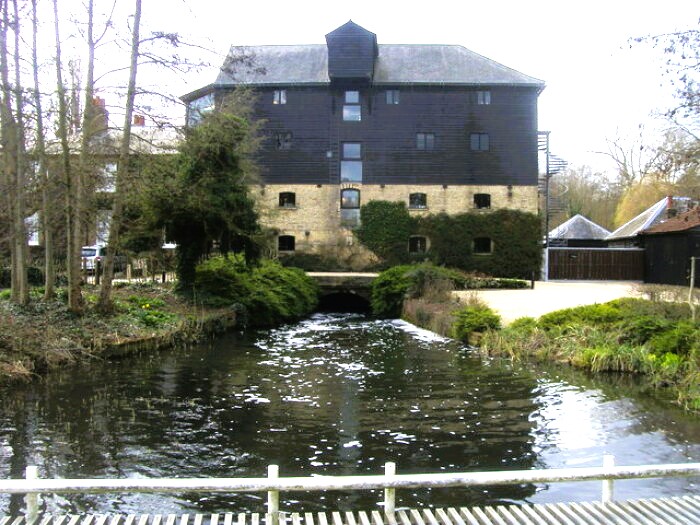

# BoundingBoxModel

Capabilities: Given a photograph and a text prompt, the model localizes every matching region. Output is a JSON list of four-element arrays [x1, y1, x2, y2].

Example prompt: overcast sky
[[87, 0, 698, 175]]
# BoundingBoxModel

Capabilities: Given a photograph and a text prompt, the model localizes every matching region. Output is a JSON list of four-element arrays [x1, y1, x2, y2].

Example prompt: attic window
[[386, 90, 400, 104], [273, 90, 287, 105], [476, 90, 491, 105]]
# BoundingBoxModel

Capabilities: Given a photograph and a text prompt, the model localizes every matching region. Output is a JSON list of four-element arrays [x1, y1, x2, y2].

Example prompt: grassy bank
[[0, 257, 320, 384], [478, 298, 700, 411], [403, 288, 700, 412], [0, 281, 237, 382]]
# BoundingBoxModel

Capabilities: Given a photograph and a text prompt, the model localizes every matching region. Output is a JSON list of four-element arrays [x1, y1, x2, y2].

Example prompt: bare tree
[[53, 0, 84, 313], [98, 0, 142, 311], [30, 0, 56, 298]]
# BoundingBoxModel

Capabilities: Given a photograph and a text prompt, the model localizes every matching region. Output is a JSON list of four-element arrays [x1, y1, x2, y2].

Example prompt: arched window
[[340, 189, 360, 228], [279, 192, 296, 208], [409, 236, 428, 254], [474, 193, 491, 209], [409, 193, 427, 209], [278, 235, 295, 252], [473, 237, 493, 254]]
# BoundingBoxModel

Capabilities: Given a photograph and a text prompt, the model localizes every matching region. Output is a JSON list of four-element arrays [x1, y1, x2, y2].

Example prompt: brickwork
[[254, 183, 538, 265]]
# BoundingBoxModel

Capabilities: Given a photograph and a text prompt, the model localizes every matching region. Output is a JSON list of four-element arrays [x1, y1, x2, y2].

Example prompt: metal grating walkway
[[2, 496, 700, 525]]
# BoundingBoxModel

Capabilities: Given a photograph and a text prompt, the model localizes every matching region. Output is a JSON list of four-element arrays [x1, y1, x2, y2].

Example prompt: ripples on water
[[0, 313, 698, 514]]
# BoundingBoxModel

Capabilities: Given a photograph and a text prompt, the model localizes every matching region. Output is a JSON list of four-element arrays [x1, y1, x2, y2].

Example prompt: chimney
[[666, 196, 677, 219], [133, 114, 145, 126], [91, 97, 109, 132]]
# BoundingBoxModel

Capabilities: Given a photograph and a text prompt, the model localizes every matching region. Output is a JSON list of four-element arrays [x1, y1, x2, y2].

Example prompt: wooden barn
[[639, 208, 700, 286]]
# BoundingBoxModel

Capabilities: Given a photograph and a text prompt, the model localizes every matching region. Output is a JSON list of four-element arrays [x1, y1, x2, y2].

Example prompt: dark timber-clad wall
[[253, 84, 540, 186]]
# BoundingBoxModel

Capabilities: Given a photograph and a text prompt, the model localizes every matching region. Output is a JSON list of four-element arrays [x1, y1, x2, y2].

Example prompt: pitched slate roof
[[641, 208, 700, 234], [213, 43, 545, 87], [549, 214, 611, 240], [606, 197, 695, 240]]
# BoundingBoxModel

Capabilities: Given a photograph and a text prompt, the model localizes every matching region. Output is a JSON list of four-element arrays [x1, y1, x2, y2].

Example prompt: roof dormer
[[325, 21, 378, 85]]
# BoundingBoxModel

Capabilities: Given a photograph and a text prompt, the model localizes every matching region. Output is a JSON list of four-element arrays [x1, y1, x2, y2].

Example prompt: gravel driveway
[[454, 281, 642, 325]]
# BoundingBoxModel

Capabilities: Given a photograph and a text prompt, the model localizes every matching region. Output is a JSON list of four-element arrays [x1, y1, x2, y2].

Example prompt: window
[[275, 132, 292, 150], [470, 133, 490, 151], [409, 193, 427, 209], [476, 90, 491, 105], [278, 235, 295, 252], [98, 162, 117, 192], [409, 236, 428, 254], [187, 93, 214, 126], [343, 91, 361, 121], [474, 193, 491, 209], [416, 133, 435, 151], [386, 90, 400, 104], [273, 90, 287, 105], [340, 189, 361, 228], [279, 192, 296, 208], [473, 237, 493, 254], [341, 142, 362, 182]]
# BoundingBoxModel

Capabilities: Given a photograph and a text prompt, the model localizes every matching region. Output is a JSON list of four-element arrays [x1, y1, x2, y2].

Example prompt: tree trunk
[[11, 0, 29, 305], [53, 0, 84, 313], [0, 0, 27, 306], [98, 0, 142, 311], [31, 0, 55, 299]]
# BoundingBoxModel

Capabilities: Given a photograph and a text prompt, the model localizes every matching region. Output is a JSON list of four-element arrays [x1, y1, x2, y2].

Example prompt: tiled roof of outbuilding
[[641, 208, 700, 234]]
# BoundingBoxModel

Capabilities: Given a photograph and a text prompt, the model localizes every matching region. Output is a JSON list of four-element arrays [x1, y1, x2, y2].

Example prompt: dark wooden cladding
[[548, 248, 645, 281], [251, 84, 540, 186], [326, 22, 377, 82], [642, 229, 700, 286]]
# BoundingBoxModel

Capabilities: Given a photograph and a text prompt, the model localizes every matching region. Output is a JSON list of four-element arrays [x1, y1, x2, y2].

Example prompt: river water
[[0, 313, 698, 515]]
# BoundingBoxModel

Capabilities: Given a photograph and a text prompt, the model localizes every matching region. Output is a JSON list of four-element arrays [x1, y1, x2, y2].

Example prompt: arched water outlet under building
[[307, 272, 376, 313]]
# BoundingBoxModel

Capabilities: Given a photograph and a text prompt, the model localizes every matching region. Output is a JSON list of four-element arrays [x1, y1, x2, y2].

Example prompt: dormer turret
[[325, 21, 377, 85]]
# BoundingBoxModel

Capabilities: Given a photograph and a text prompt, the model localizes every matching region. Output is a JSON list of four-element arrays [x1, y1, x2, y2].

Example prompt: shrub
[[371, 263, 470, 318], [452, 303, 501, 342], [648, 321, 699, 357], [194, 255, 319, 326]]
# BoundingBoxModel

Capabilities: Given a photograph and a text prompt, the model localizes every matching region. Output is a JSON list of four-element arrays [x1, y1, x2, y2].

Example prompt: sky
[[73, 0, 699, 176]]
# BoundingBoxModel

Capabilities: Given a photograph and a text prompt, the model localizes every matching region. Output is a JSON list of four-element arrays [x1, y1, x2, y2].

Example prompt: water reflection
[[0, 313, 698, 515]]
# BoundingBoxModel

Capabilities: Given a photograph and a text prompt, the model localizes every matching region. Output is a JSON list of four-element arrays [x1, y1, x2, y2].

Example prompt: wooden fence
[[547, 248, 645, 281]]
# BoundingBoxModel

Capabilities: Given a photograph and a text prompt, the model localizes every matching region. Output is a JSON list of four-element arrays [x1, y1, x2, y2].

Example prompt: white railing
[[2, 456, 700, 521]]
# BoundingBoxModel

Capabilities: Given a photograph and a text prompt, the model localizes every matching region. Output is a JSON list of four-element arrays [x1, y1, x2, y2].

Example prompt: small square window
[[474, 193, 491, 209], [273, 90, 287, 104], [278, 235, 295, 251], [473, 237, 493, 254], [417, 133, 435, 151], [470, 133, 489, 151], [476, 90, 491, 105], [409, 193, 427, 209], [386, 90, 400, 104], [345, 91, 359, 103], [275, 132, 292, 150], [409, 236, 428, 254], [279, 192, 296, 208]]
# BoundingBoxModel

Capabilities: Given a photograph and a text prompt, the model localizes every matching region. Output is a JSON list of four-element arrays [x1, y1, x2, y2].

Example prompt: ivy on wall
[[354, 201, 416, 266], [356, 201, 541, 279]]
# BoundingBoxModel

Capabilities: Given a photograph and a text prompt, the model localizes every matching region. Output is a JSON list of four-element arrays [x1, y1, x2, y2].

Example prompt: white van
[[81, 245, 126, 272]]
